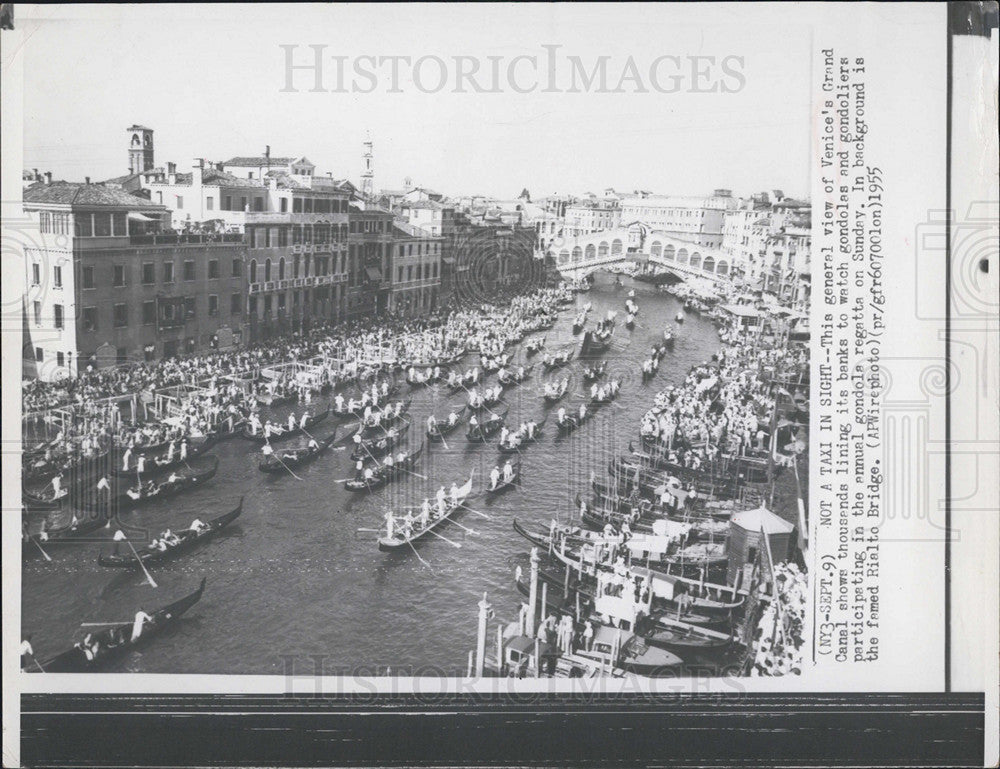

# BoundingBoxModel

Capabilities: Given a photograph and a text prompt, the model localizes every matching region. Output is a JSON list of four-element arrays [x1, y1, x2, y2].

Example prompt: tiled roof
[[23, 182, 167, 209], [222, 156, 296, 167], [403, 199, 446, 211], [161, 170, 265, 188]]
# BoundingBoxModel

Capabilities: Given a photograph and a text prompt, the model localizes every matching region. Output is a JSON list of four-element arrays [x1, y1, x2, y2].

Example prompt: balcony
[[128, 232, 245, 247]]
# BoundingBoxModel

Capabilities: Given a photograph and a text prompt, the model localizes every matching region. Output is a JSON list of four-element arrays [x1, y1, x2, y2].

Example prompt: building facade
[[389, 223, 444, 317], [22, 181, 248, 380], [618, 190, 737, 249]]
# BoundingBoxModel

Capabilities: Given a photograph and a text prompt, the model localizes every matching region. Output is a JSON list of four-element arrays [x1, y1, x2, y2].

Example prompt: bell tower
[[361, 132, 374, 198], [127, 125, 154, 175]]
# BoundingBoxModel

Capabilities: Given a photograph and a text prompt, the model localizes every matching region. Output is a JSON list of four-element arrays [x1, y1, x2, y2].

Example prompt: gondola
[[240, 408, 331, 444], [466, 404, 510, 442], [524, 337, 545, 356], [468, 389, 504, 411], [625, 314, 636, 330], [497, 364, 534, 388], [580, 328, 614, 357], [209, 414, 248, 440], [663, 330, 675, 346], [23, 578, 206, 673], [113, 434, 218, 477], [406, 366, 448, 387], [590, 380, 623, 407], [97, 499, 243, 568], [674, 312, 684, 324], [447, 368, 481, 393], [23, 510, 113, 553], [555, 405, 593, 435], [258, 428, 338, 473], [358, 399, 412, 434], [81, 456, 220, 513], [497, 416, 547, 454], [484, 459, 521, 494], [349, 421, 410, 460], [542, 378, 569, 404], [23, 448, 112, 487], [426, 407, 468, 441], [376, 472, 476, 551], [541, 351, 574, 371], [582, 361, 607, 383], [480, 353, 510, 373], [345, 443, 425, 493]]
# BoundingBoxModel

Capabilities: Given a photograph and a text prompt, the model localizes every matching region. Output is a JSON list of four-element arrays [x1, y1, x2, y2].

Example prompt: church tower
[[127, 125, 154, 175], [361, 134, 374, 198]]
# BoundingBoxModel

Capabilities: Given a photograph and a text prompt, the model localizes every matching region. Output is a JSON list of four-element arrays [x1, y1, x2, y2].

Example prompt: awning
[[365, 266, 383, 282], [128, 212, 158, 221]]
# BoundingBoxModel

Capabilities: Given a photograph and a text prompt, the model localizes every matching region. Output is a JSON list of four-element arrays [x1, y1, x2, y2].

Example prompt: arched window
[[611, 239, 623, 256], [303, 254, 311, 277], [703, 255, 716, 273], [690, 252, 702, 269], [293, 255, 300, 278], [650, 242, 662, 258], [598, 241, 609, 258], [677, 248, 689, 264], [716, 260, 729, 276], [264, 259, 272, 282], [571, 246, 583, 263], [278, 257, 286, 281], [249, 260, 258, 284], [664, 245, 675, 261], [585, 244, 596, 261], [559, 250, 570, 265]]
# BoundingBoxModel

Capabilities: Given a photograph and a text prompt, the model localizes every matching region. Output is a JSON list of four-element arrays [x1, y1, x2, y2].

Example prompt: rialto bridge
[[549, 223, 733, 284]]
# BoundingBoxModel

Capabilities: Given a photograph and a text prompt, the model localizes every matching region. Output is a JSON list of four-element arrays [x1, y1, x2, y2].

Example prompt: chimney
[[192, 158, 204, 187], [44, 171, 52, 185], [265, 145, 271, 165], [167, 161, 176, 174], [85, 176, 91, 185]]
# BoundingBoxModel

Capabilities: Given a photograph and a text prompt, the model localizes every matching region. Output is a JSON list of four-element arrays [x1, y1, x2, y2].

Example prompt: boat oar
[[406, 537, 435, 570], [113, 530, 157, 588], [425, 527, 461, 548], [32, 538, 53, 562], [458, 503, 490, 520], [273, 452, 305, 481]]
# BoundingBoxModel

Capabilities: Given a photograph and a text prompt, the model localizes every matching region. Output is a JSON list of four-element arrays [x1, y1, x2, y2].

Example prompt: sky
[[17, 4, 812, 200]]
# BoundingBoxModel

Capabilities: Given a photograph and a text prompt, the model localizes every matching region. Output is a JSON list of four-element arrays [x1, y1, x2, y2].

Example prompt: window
[[184, 297, 196, 319], [206, 196, 214, 211], [208, 259, 219, 279], [33, 300, 41, 325], [94, 213, 112, 237], [112, 213, 127, 235], [74, 214, 93, 237], [114, 265, 127, 287], [53, 304, 64, 329], [81, 265, 95, 289], [223, 195, 232, 211], [34, 347, 43, 362], [113, 303, 128, 327], [208, 294, 219, 316], [31, 263, 40, 285], [280, 198, 288, 213], [249, 260, 257, 283], [142, 301, 156, 325], [142, 262, 155, 284], [254, 198, 264, 212], [232, 258, 242, 278], [57, 352, 65, 368], [240, 196, 248, 211], [53, 265, 62, 288], [163, 262, 174, 283], [176, 195, 184, 209], [82, 307, 97, 331], [183, 260, 195, 281], [231, 293, 242, 315], [116, 347, 128, 364], [398, 267, 403, 283]]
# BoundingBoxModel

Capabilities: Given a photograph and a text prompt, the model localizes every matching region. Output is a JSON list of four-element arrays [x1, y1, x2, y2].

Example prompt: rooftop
[[222, 156, 297, 167], [23, 182, 167, 210]]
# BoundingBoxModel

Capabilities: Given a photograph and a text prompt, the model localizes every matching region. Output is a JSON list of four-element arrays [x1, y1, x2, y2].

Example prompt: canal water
[[23, 274, 726, 675]]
